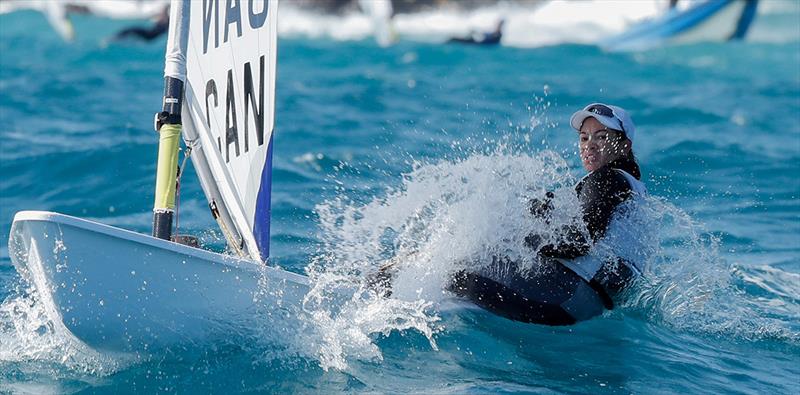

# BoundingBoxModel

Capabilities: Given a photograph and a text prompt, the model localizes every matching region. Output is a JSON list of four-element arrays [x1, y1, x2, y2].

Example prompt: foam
[[301, 143, 799, 370], [303, 149, 583, 370], [619, 197, 800, 343], [0, 285, 129, 377]]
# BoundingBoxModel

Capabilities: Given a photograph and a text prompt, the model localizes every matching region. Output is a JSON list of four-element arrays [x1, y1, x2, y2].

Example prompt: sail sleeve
[[164, 0, 188, 82], [173, 0, 278, 262]]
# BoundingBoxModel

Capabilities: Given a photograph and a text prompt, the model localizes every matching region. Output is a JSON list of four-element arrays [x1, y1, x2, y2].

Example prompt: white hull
[[603, 0, 757, 51], [8, 211, 309, 353]]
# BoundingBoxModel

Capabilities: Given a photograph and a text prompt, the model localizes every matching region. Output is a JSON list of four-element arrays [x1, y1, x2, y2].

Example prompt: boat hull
[[603, 0, 758, 51], [8, 211, 309, 353]]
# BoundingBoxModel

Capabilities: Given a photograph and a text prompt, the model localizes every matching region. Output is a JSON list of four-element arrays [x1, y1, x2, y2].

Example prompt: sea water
[[1, 2, 799, 394]]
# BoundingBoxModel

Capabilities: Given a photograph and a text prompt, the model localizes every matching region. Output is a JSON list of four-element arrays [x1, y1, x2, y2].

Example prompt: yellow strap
[[153, 124, 181, 210]]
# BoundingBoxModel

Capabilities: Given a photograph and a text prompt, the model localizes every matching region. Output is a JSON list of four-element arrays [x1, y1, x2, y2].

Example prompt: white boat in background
[[602, 0, 759, 51], [8, 0, 310, 353]]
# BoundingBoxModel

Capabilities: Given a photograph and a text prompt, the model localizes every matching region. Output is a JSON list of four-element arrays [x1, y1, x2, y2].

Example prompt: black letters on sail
[[248, 0, 268, 29], [224, 0, 243, 43], [206, 56, 266, 163], [201, 0, 269, 163], [202, 0, 219, 54], [205, 80, 220, 150], [243, 56, 265, 151], [205, 0, 270, 54], [225, 69, 240, 162]]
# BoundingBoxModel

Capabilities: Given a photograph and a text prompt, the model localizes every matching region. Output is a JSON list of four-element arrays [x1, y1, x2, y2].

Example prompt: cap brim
[[569, 110, 623, 132]]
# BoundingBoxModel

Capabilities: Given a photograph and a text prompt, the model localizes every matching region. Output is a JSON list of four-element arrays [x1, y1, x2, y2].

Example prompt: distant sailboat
[[9, 0, 309, 353], [359, 0, 396, 46], [603, 0, 759, 51]]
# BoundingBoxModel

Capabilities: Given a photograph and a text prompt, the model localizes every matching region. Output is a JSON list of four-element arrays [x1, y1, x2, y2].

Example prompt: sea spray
[[303, 150, 584, 370], [618, 197, 800, 343], [301, 147, 799, 372], [0, 285, 126, 379], [1, 234, 130, 380]]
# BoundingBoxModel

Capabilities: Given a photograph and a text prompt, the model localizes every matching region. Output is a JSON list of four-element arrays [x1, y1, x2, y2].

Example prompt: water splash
[[303, 148, 798, 371], [620, 198, 800, 343], [0, 284, 128, 382], [303, 150, 582, 370]]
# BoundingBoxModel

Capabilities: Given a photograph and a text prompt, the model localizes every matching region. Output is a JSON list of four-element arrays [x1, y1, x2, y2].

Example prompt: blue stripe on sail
[[253, 134, 274, 262], [731, 0, 758, 40]]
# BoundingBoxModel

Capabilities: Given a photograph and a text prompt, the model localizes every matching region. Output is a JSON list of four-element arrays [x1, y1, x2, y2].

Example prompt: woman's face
[[579, 117, 630, 172]]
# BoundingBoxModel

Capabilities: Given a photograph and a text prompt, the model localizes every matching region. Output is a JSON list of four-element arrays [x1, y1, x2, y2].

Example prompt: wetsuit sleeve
[[538, 226, 590, 259], [539, 167, 632, 259], [529, 191, 555, 219], [580, 167, 632, 241]]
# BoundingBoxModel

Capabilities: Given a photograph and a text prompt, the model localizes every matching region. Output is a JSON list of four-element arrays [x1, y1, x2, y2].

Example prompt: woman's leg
[[449, 257, 607, 325]]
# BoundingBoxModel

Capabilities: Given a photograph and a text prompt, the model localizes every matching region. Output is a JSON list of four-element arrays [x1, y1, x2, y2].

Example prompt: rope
[[174, 146, 192, 236]]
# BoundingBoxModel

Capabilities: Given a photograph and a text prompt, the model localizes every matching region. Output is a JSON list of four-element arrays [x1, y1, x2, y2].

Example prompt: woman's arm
[[536, 167, 632, 259]]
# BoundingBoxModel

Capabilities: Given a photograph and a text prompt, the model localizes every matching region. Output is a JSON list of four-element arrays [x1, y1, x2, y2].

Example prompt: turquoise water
[[2, 6, 800, 394]]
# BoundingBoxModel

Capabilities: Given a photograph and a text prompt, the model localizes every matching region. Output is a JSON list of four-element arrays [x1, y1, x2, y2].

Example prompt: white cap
[[569, 103, 636, 144]]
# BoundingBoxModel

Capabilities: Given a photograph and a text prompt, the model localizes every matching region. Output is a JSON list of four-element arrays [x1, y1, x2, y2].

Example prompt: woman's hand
[[524, 233, 543, 249], [529, 191, 555, 219]]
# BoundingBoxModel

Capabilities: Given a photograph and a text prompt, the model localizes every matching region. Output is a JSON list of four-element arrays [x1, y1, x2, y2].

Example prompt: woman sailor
[[450, 103, 647, 325]]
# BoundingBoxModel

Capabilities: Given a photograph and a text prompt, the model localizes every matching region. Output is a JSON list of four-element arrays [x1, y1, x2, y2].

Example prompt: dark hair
[[609, 150, 641, 180]]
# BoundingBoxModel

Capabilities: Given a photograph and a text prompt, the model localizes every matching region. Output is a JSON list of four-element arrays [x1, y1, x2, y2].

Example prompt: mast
[[152, 0, 188, 240], [150, 0, 278, 261]]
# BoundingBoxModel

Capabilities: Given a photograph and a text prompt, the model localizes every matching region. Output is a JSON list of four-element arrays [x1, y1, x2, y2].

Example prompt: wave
[[1, 151, 796, 377], [619, 198, 800, 344], [304, 146, 799, 370]]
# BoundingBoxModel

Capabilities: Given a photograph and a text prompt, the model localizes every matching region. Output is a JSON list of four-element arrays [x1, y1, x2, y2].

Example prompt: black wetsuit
[[449, 165, 638, 325], [537, 165, 633, 260], [448, 31, 502, 45], [114, 21, 168, 42], [113, 8, 169, 42], [448, 21, 504, 46]]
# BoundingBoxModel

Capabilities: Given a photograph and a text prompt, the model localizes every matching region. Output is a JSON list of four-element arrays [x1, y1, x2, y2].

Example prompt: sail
[[358, 0, 395, 47], [166, 0, 278, 262]]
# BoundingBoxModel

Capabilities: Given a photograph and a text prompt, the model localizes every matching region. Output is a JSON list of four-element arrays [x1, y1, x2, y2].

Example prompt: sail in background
[[179, 0, 278, 261]]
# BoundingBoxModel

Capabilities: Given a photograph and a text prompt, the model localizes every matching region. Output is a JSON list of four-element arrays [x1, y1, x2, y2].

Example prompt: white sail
[[168, 0, 278, 261], [358, 0, 396, 47], [8, 0, 313, 355]]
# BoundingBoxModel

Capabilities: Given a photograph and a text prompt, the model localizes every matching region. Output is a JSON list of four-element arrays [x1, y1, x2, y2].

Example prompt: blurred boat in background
[[603, 0, 759, 51], [0, 0, 169, 41], [0, 0, 763, 50], [273, 0, 761, 50]]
